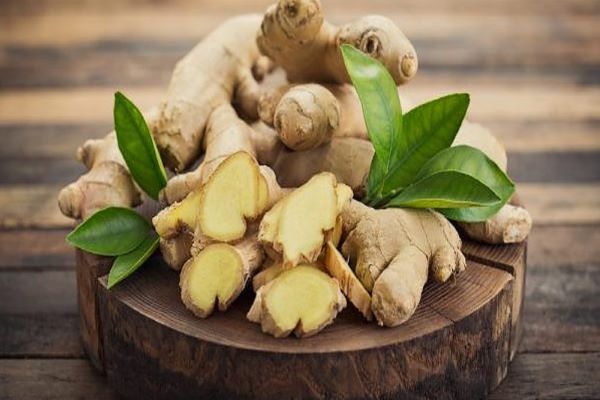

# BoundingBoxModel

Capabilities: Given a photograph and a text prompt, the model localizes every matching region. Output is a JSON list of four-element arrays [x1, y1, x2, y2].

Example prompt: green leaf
[[66, 207, 151, 256], [387, 171, 500, 209], [340, 44, 403, 204], [431, 145, 515, 222], [114, 91, 167, 199], [107, 231, 159, 289], [378, 93, 470, 202]]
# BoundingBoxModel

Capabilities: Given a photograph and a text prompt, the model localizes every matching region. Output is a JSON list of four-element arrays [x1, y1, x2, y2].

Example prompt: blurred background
[[0, 0, 598, 398]]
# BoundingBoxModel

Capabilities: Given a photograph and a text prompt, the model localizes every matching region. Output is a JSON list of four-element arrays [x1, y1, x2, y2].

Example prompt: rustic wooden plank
[[0, 229, 73, 269], [3, 149, 598, 186], [0, 185, 72, 228], [0, 224, 593, 272], [1, 85, 597, 125], [508, 151, 600, 183], [0, 359, 116, 400], [0, 314, 82, 357], [1, 183, 598, 229], [484, 120, 600, 152], [0, 271, 76, 314], [521, 262, 600, 353], [528, 225, 600, 267], [2, 120, 598, 165], [518, 184, 600, 226], [1, 15, 597, 88], [490, 353, 600, 400], [3, 0, 598, 18], [3, 11, 597, 47]]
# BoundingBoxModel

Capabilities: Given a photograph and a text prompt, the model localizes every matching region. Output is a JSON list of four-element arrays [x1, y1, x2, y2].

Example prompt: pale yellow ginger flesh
[[247, 265, 346, 338], [259, 172, 352, 267], [252, 261, 284, 292], [180, 237, 264, 318], [341, 200, 467, 327], [153, 152, 268, 242], [323, 242, 372, 321], [197, 152, 268, 241]]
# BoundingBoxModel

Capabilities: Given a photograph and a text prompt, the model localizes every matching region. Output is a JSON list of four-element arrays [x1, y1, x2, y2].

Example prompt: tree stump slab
[[75, 205, 527, 399]]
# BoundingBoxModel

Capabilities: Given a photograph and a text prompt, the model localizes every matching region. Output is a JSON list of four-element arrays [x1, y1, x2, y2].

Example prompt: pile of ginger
[[58, 0, 532, 338]]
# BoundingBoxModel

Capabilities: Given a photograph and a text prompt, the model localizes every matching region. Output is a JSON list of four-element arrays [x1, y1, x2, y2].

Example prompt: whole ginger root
[[341, 200, 467, 327]]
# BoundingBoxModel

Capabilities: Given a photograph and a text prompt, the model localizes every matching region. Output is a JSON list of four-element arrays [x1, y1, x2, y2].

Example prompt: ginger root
[[247, 265, 346, 338], [458, 203, 532, 244], [57, 121, 154, 220], [153, 151, 270, 242], [153, 15, 267, 171], [341, 200, 467, 327], [258, 83, 368, 151], [180, 233, 264, 318], [257, 0, 417, 85], [259, 172, 352, 267]]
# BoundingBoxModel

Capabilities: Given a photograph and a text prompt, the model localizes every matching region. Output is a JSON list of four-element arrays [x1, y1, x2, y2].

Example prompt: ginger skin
[[341, 200, 467, 327], [323, 242, 373, 321], [257, 0, 417, 85], [247, 265, 346, 338], [154, 15, 268, 171], [258, 82, 530, 244], [58, 16, 267, 219]]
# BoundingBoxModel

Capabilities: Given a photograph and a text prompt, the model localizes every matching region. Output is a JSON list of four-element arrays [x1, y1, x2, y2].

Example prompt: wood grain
[[97, 256, 515, 399]]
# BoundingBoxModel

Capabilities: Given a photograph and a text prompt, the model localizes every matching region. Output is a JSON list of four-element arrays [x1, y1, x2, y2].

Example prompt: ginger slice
[[252, 261, 284, 292], [153, 151, 268, 242], [180, 237, 264, 318], [259, 172, 352, 267], [197, 152, 268, 241], [323, 242, 372, 321], [247, 265, 346, 338]]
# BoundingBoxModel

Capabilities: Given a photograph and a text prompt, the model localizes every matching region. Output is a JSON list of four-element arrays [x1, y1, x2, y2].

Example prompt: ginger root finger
[[153, 15, 264, 171], [341, 200, 466, 327], [257, 0, 417, 85], [159, 232, 193, 271], [258, 84, 368, 151], [457, 204, 532, 244], [323, 242, 372, 321], [57, 124, 152, 219], [180, 234, 264, 318], [247, 265, 346, 338], [259, 172, 353, 267]]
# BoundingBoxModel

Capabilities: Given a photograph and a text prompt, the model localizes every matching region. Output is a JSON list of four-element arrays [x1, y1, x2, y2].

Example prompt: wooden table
[[1, 0, 599, 398]]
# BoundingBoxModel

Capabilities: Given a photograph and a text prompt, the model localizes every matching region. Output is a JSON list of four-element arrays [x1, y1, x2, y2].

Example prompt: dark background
[[0, 0, 598, 398]]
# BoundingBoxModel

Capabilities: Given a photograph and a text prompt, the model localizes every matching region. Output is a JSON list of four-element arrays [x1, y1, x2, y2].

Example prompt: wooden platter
[[75, 204, 527, 400]]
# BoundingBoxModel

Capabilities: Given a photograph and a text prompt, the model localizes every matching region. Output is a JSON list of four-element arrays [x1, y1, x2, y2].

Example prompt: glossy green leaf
[[66, 207, 151, 256], [340, 44, 403, 204], [387, 171, 500, 209], [107, 231, 159, 289], [379, 93, 470, 201], [431, 145, 515, 222], [114, 91, 167, 199]]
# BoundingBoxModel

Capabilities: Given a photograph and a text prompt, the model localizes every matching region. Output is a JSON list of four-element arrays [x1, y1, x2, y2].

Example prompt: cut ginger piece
[[247, 265, 346, 338], [153, 151, 268, 241], [180, 236, 264, 318], [258, 172, 352, 267], [323, 241, 372, 321], [252, 261, 284, 292]]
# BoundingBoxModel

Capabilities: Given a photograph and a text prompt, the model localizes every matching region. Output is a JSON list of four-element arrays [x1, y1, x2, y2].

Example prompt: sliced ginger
[[247, 265, 346, 338], [153, 151, 268, 242], [259, 172, 352, 267], [323, 242, 372, 321], [180, 236, 264, 318]]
